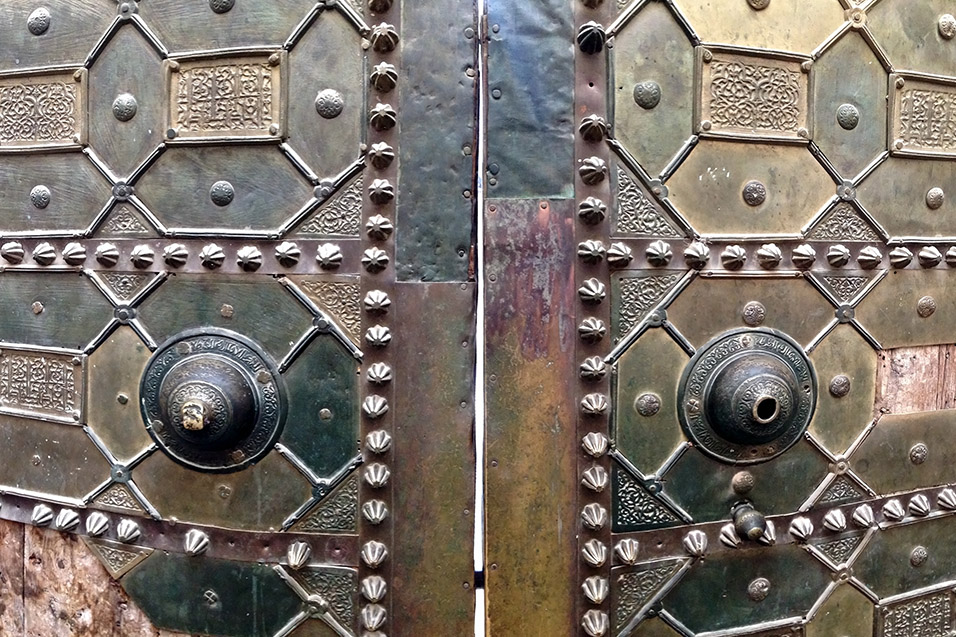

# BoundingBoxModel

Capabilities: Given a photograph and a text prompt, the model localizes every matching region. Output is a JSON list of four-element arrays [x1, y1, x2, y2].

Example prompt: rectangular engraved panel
[[0, 68, 86, 152], [890, 73, 956, 158], [696, 47, 811, 142], [0, 345, 84, 424], [166, 52, 286, 142], [878, 588, 956, 637]]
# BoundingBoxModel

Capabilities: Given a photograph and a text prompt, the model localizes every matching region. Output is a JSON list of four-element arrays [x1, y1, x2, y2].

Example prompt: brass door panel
[[0, 1, 478, 636], [486, 0, 956, 635]]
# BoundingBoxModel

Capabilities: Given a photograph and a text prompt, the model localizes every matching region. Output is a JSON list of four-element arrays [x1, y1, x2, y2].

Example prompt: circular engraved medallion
[[677, 328, 817, 465], [27, 8, 51, 35], [30, 185, 51, 209], [209, 0, 235, 13], [210, 180, 235, 206], [140, 329, 286, 473], [917, 296, 937, 318], [747, 0, 770, 10], [747, 577, 771, 601], [836, 103, 860, 130], [926, 187, 945, 210], [741, 301, 766, 327], [633, 81, 661, 110], [635, 393, 661, 417], [742, 180, 767, 206], [112, 93, 138, 122], [940, 14, 956, 39], [910, 443, 928, 465], [829, 374, 851, 398], [315, 89, 345, 119]]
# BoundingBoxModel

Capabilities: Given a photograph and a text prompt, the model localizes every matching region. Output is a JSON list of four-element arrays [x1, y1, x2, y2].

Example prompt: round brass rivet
[[747, 0, 770, 10], [910, 442, 928, 465], [940, 14, 956, 39], [635, 393, 661, 417], [829, 375, 851, 398], [926, 187, 945, 210], [220, 303, 235, 319], [210, 181, 235, 206], [910, 545, 928, 567], [112, 93, 138, 122], [732, 470, 755, 494], [31, 301, 44, 315], [742, 181, 767, 206], [633, 81, 661, 110], [837, 103, 859, 130], [27, 8, 51, 35], [748, 577, 771, 602], [917, 296, 937, 318], [209, 0, 235, 13], [117, 393, 129, 405], [319, 408, 332, 421], [742, 301, 766, 326]]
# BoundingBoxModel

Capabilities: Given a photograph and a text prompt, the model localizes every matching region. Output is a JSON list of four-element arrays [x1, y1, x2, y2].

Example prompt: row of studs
[[573, 236, 956, 272], [360, 1, 398, 635], [0, 239, 392, 273], [577, 1, 613, 634]]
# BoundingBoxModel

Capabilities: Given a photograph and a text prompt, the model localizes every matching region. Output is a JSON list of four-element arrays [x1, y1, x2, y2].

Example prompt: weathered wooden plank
[[0, 520, 24, 635], [22, 526, 185, 637], [484, 198, 577, 636], [876, 344, 956, 414]]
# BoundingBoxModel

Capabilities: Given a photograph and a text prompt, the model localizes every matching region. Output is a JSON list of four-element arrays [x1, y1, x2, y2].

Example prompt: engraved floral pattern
[[300, 568, 357, 627], [296, 177, 363, 237], [614, 469, 678, 529], [615, 168, 678, 237], [297, 476, 358, 533], [101, 273, 153, 301], [0, 351, 78, 421], [618, 274, 681, 334], [807, 204, 880, 242], [102, 207, 150, 236], [297, 280, 361, 340], [898, 89, 956, 151], [821, 275, 867, 303], [819, 475, 864, 505], [614, 560, 684, 629], [882, 591, 954, 636], [175, 62, 274, 134], [816, 535, 862, 565], [94, 484, 143, 512], [0, 81, 78, 145], [709, 61, 801, 132]]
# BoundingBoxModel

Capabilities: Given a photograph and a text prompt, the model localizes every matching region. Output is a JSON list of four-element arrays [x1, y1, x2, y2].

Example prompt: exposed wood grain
[[0, 520, 24, 635], [876, 344, 956, 414], [22, 526, 186, 637]]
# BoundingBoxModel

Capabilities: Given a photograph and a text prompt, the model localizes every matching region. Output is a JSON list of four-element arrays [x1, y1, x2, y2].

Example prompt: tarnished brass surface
[[487, 0, 956, 634], [0, 0, 478, 635]]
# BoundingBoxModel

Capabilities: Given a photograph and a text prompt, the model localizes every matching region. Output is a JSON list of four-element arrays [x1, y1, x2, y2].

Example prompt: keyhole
[[753, 396, 779, 424]]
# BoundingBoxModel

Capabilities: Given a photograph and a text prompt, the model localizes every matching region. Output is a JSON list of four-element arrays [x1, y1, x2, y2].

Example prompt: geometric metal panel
[[0, 0, 478, 635]]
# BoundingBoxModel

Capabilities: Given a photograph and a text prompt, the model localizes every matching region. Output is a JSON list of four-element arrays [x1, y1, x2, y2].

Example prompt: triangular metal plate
[[82, 536, 153, 579]]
